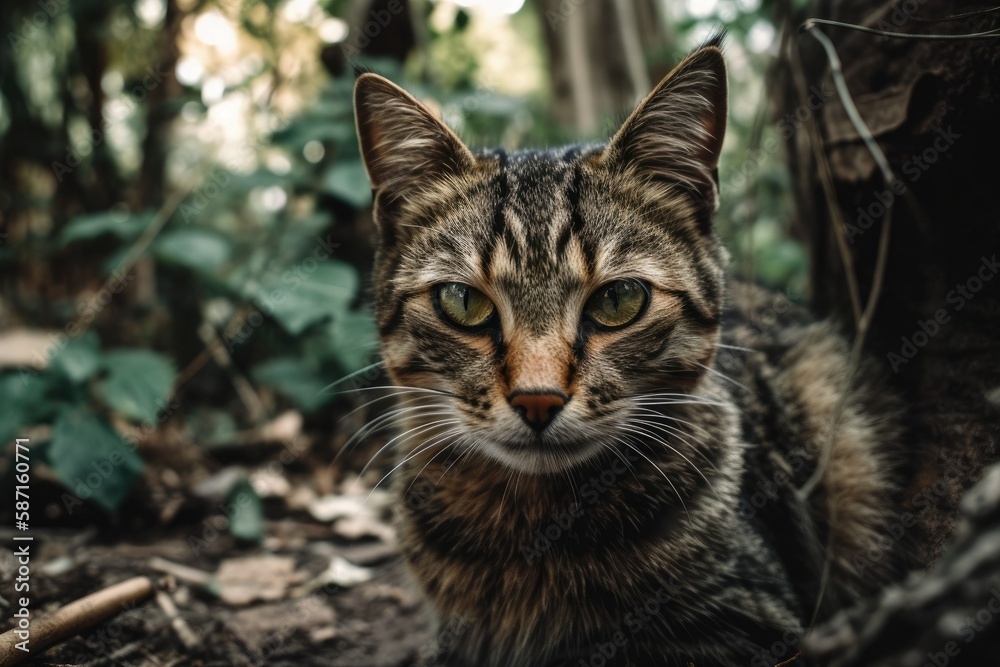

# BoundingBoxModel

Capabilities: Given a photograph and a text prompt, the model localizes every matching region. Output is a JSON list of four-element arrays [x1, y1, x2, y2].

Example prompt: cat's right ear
[[353, 73, 475, 203]]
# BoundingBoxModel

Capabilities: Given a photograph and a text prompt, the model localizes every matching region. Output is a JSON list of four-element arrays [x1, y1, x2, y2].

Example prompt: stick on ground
[[0, 576, 156, 666]]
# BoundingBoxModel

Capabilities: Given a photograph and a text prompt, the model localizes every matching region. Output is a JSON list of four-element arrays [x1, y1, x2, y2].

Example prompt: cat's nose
[[509, 391, 567, 431]]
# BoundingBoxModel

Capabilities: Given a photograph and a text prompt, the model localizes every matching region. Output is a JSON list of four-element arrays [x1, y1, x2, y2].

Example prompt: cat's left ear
[[602, 40, 728, 212], [354, 73, 475, 202]]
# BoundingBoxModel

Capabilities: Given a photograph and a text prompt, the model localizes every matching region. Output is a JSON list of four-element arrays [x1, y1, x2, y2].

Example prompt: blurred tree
[[534, 0, 669, 134]]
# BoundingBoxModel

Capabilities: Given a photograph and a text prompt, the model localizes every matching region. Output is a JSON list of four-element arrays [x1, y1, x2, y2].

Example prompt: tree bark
[[534, 0, 665, 135], [779, 0, 1000, 571], [774, 5, 1000, 661]]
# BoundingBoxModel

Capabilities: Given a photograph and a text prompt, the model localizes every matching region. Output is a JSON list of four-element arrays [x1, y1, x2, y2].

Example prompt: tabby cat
[[353, 37, 905, 667]]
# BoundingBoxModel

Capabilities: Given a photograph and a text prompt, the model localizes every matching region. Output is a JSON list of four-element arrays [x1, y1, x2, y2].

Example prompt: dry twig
[[0, 576, 155, 666]]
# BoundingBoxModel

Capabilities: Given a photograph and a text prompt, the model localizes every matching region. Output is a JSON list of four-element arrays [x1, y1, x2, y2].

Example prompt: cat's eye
[[583, 279, 649, 329], [435, 283, 496, 329]]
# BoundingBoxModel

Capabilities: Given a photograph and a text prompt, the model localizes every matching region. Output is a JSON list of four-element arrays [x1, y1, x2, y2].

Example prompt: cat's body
[[353, 39, 907, 666], [395, 284, 903, 667]]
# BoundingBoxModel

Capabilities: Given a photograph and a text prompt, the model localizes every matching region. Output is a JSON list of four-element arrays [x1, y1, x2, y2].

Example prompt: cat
[[352, 36, 907, 667]]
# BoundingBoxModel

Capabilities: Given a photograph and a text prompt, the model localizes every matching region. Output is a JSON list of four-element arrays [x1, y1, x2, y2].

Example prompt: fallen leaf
[[216, 555, 304, 606], [308, 494, 369, 523], [334, 514, 395, 542]]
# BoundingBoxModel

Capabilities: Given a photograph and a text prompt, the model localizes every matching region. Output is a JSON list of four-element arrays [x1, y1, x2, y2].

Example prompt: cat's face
[[355, 44, 728, 474]]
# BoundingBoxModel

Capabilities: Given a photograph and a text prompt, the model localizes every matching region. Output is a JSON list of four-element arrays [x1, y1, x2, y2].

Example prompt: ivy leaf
[[226, 478, 264, 543], [251, 357, 333, 413], [261, 261, 359, 335], [325, 310, 378, 375], [60, 211, 152, 246], [323, 160, 372, 209], [47, 409, 144, 512], [49, 332, 101, 384], [0, 371, 61, 444], [152, 229, 232, 273], [97, 350, 176, 423]]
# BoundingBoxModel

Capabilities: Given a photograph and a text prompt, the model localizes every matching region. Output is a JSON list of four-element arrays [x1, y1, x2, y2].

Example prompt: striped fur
[[354, 40, 904, 667]]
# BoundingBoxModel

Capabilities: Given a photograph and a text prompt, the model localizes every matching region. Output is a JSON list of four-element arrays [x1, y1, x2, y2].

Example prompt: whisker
[[339, 391, 443, 424], [403, 439, 461, 500], [366, 428, 464, 503], [617, 438, 690, 521], [598, 438, 641, 483], [324, 384, 458, 398], [694, 361, 748, 392], [356, 416, 459, 477], [319, 360, 386, 393], [342, 404, 452, 453], [624, 423, 720, 501], [630, 406, 714, 437], [716, 343, 755, 352], [631, 398, 728, 409], [627, 412, 720, 473], [628, 390, 718, 400]]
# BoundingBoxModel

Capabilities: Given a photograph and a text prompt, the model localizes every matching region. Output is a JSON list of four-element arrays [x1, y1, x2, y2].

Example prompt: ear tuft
[[602, 42, 728, 211], [353, 73, 475, 200]]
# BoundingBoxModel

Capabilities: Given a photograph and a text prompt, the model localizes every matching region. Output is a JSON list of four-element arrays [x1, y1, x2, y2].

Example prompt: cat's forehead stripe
[[483, 149, 594, 279]]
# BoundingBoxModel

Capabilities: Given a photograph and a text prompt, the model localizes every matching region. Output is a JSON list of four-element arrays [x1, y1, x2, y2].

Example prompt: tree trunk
[[776, 2, 1000, 662], [534, 0, 665, 135], [780, 0, 1000, 568]]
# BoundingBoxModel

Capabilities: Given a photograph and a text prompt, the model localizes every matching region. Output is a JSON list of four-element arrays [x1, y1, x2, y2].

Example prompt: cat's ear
[[602, 40, 728, 210], [354, 73, 475, 201]]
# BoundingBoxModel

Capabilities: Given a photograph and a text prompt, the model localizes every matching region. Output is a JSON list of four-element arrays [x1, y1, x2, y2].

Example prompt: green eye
[[584, 279, 649, 329], [435, 283, 496, 329]]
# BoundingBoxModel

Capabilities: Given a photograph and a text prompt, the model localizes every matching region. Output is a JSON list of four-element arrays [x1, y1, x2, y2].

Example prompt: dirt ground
[[0, 411, 439, 667]]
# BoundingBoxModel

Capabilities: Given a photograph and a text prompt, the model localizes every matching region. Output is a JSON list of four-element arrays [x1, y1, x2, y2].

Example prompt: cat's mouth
[[479, 428, 605, 474]]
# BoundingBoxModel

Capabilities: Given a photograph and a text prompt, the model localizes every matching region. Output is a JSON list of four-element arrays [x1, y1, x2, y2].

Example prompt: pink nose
[[509, 392, 567, 431]]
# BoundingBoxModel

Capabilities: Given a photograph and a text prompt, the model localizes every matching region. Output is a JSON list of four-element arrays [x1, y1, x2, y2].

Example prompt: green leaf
[[0, 371, 61, 444], [251, 357, 333, 412], [187, 408, 239, 449], [97, 350, 176, 423], [47, 410, 144, 512], [226, 478, 264, 543], [60, 211, 151, 246], [325, 310, 378, 374], [323, 160, 372, 209], [49, 332, 101, 383], [152, 229, 232, 273], [259, 261, 360, 335], [271, 119, 356, 148]]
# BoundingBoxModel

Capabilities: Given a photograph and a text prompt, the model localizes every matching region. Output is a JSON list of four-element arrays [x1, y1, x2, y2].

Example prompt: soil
[[0, 418, 437, 667]]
